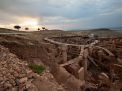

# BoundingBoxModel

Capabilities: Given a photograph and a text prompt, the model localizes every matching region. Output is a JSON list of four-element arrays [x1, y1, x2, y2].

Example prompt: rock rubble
[[0, 45, 37, 91]]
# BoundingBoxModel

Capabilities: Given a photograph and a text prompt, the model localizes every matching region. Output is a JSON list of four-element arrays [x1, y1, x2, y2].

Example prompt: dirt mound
[[0, 45, 66, 91], [0, 45, 37, 91]]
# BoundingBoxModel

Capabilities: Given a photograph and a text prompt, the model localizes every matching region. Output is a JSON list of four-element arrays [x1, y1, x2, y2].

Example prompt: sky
[[0, 0, 122, 30]]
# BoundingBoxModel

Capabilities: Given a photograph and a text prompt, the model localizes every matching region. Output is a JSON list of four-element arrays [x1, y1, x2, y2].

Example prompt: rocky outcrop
[[0, 45, 66, 91], [0, 45, 37, 91]]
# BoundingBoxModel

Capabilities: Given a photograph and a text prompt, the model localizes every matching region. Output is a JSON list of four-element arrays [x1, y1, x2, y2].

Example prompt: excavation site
[[0, 29, 121, 91]]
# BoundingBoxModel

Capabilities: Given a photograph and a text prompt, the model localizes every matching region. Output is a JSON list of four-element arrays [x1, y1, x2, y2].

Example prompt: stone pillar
[[83, 48, 89, 78], [78, 67, 84, 82], [61, 44, 67, 63]]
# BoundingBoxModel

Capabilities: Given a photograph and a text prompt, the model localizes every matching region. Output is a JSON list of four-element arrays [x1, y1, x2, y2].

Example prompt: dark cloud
[[0, 0, 122, 30]]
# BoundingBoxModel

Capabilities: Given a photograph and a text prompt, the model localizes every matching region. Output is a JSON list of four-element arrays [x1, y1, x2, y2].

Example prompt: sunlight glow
[[23, 19, 38, 26], [19, 17, 40, 30]]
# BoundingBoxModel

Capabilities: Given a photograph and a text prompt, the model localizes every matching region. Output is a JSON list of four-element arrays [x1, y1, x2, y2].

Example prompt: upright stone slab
[[61, 44, 67, 63], [78, 67, 84, 82]]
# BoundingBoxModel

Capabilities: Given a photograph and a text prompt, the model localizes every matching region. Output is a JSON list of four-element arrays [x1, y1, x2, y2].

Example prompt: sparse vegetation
[[42, 27, 48, 30], [14, 25, 21, 31], [38, 28, 40, 31], [25, 27, 29, 30], [29, 64, 45, 74], [42, 27, 46, 30]]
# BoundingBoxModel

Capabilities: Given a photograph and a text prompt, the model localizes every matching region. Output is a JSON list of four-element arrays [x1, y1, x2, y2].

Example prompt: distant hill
[[0, 28, 16, 33], [0, 28, 27, 33], [91, 28, 111, 30], [0, 27, 121, 38], [88, 29, 122, 37], [68, 28, 122, 37], [109, 27, 122, 30]]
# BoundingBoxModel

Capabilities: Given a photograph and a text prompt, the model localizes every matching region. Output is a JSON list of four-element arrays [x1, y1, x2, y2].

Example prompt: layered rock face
[[0, 45, 36, 91]]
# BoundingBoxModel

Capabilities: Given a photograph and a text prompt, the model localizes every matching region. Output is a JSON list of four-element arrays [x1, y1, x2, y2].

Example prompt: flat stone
[[19, 77, 28, 84]]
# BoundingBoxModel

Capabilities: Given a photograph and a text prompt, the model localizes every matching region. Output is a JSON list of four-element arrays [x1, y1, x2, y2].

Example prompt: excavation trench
[[0, 36, 122, 91], [0, 41, 84, 91], [44, 36, 122, 91]]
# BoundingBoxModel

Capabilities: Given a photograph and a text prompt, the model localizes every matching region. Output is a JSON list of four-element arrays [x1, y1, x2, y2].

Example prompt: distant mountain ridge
[[109, 27, 122, 30]]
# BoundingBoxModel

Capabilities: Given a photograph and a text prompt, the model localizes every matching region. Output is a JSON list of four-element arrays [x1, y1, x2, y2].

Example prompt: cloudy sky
[[0, 0, 122, 30]]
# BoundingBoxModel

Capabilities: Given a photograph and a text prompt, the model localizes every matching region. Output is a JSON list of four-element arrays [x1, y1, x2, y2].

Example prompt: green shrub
[[29, 64, 45, 74]]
